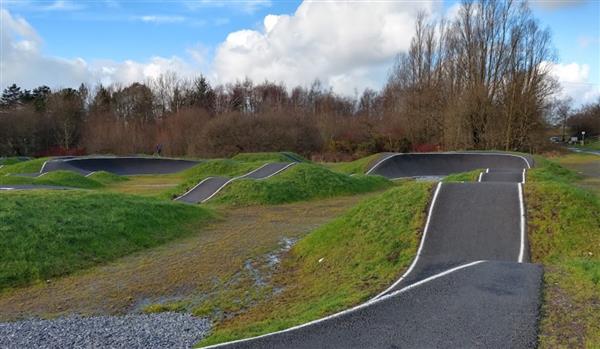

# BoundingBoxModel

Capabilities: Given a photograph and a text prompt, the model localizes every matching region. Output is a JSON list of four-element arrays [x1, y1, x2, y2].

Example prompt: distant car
[[549, 136, 562, 143]]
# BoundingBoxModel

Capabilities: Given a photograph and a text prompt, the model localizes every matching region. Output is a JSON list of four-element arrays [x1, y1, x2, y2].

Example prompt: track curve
[[175, 162, 296, 204], [40, 156, 200, 176], [205, 151, 542, 349]]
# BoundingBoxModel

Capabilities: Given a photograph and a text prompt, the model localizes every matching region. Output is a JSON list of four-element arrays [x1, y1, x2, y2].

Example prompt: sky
[[1, 0, 599, 105]]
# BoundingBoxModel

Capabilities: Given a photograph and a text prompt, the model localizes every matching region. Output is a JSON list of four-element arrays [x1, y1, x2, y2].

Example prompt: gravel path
[[0, 313, 210, 349]]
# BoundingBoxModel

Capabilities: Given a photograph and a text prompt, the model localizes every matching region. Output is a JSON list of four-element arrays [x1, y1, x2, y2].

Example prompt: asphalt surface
[[206, 152, 540, 349], [370, 152, 531, 178], [383, 182, 524, 291], [175, 162, 294, 204], [210, 261, 543, 349], [41, 156, 199, 175]]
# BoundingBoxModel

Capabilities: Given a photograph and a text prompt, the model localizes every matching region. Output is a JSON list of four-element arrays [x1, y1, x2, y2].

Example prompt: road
[[206, 152, 541, 349]]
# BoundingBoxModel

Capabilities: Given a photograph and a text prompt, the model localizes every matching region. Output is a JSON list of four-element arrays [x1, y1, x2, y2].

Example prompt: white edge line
[[84, 171, 97, 177], [370, 182, 443, 301], [39, 160, 50, 173], [257, 162, 296, 180], [36, 172, 49, 178], [518, 183, 526, 263], [486, 168, 490, 173], [478, 172, 483, 182], [174, 177, 215, 201], [200, 162, 296, 203], [200, 260, 486, 349], [365, 153, 399, 175], [365, 152, 531, 177], [521, 168, 526, 184]]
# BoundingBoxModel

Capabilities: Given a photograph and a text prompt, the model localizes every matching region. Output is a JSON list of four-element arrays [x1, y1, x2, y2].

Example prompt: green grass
[[165, 159, 268, 199], [575, 139, 600, 151], [0, 171, 104, 189], [322, 153, 383, 175], [0, 157, 30, 166], [526, 156, 600, 348], [232, 152, 307, 163], [211, 163, 392, 206], [0, 157, 50, 175], [198, 182, 432, 346], [443, 169, 483, 182], [0, 190, 213, 291], [87, 171, 128, 185]]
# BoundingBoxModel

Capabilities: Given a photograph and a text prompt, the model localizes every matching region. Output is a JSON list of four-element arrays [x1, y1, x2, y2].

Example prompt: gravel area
[[0, 313, 211, 349]]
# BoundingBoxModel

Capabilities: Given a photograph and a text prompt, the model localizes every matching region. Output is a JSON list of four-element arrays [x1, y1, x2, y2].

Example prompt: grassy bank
[[211, 163, 392, 206], [323, 153, 382, 175], [0, 170, 105, 189], [0, 191, 213, 290], [526, 156, 600, 348], [198, 182, 432, 346], [165, 159, 268, 199], [0, 157, 49, 175]]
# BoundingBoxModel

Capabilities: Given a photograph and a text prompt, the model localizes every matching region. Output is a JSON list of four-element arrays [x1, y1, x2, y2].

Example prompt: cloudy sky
[[1, 0, 599, 104]]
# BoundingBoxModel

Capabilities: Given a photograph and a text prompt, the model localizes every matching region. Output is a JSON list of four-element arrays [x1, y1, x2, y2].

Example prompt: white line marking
[[0, 187, 15, 190], [39, 160, 50, 173], [521, 168, 526, 184], [370, 182, 443, 301], [84, 171, 97, 177], [174, 177, 215, 201], [200, 260, 486, 348], [199, 162, 274, 203], [366, 152, 531, 176], [478, 172, 483, 182], [518, 183, 526, 263], [365, 153, 398, 175], [36, 172, 49, 178], [258, 162, 296, 180], [486, 168, 490, 173]]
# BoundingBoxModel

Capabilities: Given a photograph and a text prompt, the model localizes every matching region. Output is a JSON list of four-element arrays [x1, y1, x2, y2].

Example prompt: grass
[[0, 194, 374, 321], [0, 170, 104, 189], [211, 163, 392, 206], [232, 152, 307, 163], [0, 157, 30, 166], [322, 153, 383, 175], [443, 169, 482, 182], [0, 190, 213, 291], [0, 157, 50, 175], [165, 159, 268, 199], [575, 139, 600, 151], [87, 171, 128, 185], [525, 156, 600, 348], [551, 153, 600, 195], [197, 182, 432, 346]]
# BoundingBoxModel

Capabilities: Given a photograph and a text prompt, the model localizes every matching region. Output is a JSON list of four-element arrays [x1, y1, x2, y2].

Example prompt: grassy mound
[[0, 170, 104, 189], [166, 159, 267, 199], [323, 153, 383, 175], [87, 171, 129, 185], [211, 163, 392, 205], [0, 157, 50, 175], [198, 182, 433, 346], [0, 157, 30, 166], [0, 191, 213, 290], [232, 152, 306, 163], [526, 156, 600, 347]]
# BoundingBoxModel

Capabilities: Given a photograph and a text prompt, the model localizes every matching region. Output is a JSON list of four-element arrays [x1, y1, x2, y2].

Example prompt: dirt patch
[[0, 193, 376, 322]]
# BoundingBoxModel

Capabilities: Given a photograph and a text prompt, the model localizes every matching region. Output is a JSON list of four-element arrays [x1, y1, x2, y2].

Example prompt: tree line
[[1, 1, 596, 159]]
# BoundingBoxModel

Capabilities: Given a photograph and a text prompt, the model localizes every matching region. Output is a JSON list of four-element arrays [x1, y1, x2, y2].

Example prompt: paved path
[[41, 156, 199, 175], [175, 162, 295, 204], [206, 152, 541, 349]]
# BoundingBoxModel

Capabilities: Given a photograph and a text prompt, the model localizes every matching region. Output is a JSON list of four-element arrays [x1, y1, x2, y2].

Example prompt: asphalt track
[[207, 152, 541, 349], [40, 156, 199, 175], [175, 162, 295, 204]]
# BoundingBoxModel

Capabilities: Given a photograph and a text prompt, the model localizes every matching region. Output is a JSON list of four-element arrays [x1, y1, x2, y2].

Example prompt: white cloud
[[0, 9, 199, 90], [545, 61, 600, 105], [212, 0, 435, 95], [186, 0, 271, 14], [532, 0, 585, 10], [135, 15, 186, 24]]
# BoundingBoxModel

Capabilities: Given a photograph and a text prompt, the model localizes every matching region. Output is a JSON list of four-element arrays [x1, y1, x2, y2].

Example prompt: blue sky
[[1, 0, 599, 104]]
